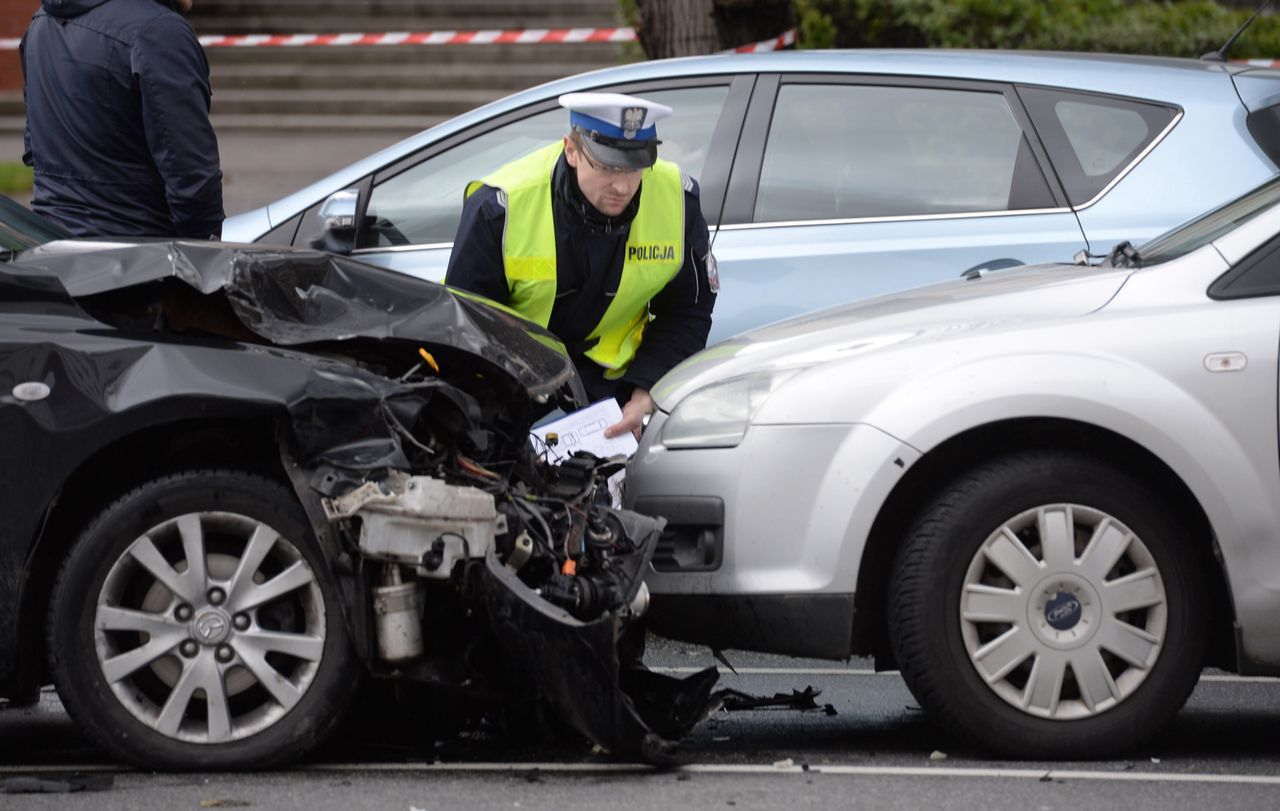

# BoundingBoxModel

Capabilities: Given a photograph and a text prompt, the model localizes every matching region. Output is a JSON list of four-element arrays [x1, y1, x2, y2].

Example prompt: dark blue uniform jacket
[[20, 0, 224, 238]]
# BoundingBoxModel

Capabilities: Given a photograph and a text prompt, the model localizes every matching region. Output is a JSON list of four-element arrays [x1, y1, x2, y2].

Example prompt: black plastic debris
[[717, 685, 826, 712]]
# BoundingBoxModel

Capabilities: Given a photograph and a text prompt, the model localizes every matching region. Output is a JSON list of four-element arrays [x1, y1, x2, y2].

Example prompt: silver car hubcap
[[94, 512, 326, 744], [960, 504, 1167, 720]]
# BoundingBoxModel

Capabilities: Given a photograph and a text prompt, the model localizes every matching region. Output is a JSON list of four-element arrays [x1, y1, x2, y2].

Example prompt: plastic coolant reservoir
[[354, 476, 503, 579]]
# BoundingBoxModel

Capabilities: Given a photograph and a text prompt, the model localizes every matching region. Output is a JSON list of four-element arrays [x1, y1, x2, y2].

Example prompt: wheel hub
[[192, 608, 233, 646], [1044, 591, 1082, 630], [1028, 573, 1101, 648]]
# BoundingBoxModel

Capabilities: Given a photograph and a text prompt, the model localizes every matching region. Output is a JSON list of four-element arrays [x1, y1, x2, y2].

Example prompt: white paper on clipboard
[[530, 398, 638, 464]]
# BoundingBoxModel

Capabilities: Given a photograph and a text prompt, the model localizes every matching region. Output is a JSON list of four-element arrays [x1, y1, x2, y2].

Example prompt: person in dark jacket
[[20, 0, 224, 239], [447, 92, 718, 440]]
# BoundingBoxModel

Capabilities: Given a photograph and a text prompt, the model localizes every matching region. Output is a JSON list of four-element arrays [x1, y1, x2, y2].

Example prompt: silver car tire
[[888, 451, 1207, 759], [48, 470, 358, 770]]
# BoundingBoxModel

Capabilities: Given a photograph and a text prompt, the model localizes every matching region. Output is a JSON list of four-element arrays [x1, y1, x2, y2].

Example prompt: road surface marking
[[7, 762, 1280, 785], [649, 666, 1278, 683]]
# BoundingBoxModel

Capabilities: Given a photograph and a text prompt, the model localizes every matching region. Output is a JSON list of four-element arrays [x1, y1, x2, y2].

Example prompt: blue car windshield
[[1135, 175, 1280, 266]]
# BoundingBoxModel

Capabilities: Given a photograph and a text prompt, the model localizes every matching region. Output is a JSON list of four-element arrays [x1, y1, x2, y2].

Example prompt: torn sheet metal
[[12, 240, 583, 404]]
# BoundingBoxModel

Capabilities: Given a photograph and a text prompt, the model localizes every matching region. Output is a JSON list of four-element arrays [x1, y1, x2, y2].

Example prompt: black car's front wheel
[[48, 470, 357, 770], [888, 451, 1208, 759]]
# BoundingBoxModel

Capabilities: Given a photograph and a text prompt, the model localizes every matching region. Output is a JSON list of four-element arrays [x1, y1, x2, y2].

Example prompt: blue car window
[[1056, 100, 1151, 178], [362, 107, 565, 248], [753, 84, 1051, 223], [359, 85, 731, 249], [1018, 86, 1176, 208]]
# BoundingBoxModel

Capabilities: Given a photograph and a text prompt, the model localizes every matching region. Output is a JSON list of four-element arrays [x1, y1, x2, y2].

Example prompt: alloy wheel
[[94, 511, 326, 743]]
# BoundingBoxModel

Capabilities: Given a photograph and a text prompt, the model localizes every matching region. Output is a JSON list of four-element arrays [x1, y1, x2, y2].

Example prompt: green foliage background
[[793, 0, 1280, 57], [617, 1, 1280, 57], [0, 162, 33, 195]]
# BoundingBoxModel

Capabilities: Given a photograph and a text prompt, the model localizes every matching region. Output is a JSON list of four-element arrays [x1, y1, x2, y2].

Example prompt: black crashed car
[[0, 196, 713, 769]]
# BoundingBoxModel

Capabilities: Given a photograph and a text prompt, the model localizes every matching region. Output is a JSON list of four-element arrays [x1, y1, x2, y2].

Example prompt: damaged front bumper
[[317, 469, 717, 759]]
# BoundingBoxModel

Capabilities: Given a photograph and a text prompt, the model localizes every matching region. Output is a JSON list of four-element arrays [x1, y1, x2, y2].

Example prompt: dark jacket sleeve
[[622, 180, 717, 392], [444, 185, 511, 303], [132, 15, 224, 239]]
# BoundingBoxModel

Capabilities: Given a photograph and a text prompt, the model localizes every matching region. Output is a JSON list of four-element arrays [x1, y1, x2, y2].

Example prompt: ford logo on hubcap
[[1045, 592, 1082, 631]]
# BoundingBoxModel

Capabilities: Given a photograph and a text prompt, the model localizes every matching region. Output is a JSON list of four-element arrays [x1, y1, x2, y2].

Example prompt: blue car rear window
[[1018, 86, 1178, 208]]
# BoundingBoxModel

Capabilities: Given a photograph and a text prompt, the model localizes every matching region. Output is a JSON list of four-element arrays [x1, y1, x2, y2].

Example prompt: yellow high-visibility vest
[[465, 141, 684, 377]]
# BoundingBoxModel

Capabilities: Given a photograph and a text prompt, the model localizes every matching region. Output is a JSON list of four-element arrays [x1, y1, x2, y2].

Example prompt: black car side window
[[1210, 235, 1280, 300], [753, 83, 1055, 223], [1018, 86, 1177, 208]]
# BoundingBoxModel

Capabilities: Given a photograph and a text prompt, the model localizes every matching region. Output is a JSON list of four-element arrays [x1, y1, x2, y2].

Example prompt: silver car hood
[[653, 263, 1133, 409]]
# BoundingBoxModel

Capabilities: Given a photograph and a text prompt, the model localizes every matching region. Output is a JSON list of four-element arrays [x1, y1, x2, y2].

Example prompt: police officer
[[446, 92, 718, 439]]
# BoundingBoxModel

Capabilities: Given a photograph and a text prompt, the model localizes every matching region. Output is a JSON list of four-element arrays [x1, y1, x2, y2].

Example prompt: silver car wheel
[[960, 503, 1167, 720], [94, 511, 326, 744]]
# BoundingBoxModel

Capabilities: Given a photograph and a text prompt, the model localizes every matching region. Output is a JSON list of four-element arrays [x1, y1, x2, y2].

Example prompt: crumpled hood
[[11, 239, 581, 403], [653, 263, 1133, 409], [40, 0, 112, 17]]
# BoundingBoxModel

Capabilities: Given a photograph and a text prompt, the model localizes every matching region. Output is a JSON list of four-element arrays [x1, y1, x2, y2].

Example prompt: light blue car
[[223, 50, 1280, 343]]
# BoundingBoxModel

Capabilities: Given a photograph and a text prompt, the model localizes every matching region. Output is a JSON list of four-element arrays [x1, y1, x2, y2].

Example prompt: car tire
[[888, 451, 1207, 759], [48, 469, 358, 770]]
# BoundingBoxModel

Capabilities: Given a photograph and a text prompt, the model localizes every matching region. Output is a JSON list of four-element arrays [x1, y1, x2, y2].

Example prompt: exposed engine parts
[[325, 467, 653, 656], [302, 396, 709, 759]]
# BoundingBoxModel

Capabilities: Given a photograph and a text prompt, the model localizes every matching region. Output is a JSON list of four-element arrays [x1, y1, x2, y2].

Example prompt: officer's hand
[[605, 388, 655, 442]]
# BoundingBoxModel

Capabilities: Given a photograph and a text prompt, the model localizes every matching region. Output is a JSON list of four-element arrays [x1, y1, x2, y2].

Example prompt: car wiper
[[1103, 240, 1141, 268]]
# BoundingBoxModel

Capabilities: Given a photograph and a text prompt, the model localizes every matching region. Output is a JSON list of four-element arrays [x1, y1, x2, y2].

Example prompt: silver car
[[626, 176, 1280, 757]]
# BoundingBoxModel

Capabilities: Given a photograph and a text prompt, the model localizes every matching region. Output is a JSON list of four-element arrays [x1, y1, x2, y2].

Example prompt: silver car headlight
[[661, 369, 801, 449]]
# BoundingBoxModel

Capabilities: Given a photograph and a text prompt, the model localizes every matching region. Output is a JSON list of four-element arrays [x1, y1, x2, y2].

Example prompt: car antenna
[[1202, 0, 1273, 62]]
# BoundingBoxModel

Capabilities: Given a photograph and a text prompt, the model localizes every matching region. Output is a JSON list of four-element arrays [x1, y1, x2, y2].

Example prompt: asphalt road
[[3, 637, 1279, 810]]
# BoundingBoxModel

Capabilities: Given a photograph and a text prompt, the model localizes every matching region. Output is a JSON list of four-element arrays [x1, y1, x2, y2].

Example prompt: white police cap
[[559, 92, 673, 170]]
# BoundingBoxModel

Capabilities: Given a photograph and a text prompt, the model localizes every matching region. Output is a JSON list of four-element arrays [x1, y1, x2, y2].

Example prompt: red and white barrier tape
[[727, 27, 796, 53], [2, 27, 796, 51], [197, 28, 636, 47]]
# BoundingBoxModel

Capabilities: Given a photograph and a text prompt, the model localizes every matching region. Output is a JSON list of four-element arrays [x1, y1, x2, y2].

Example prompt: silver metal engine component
[[327, 475, 505, 579], [373, 565, 425, 663], [628, 582, 651, 619], [505, 530, 534, 572]]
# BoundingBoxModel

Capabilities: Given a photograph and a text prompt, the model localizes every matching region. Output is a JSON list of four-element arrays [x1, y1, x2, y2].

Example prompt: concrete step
[[209, 113, 440, 133], [8, 0, 628, 136], [0, 112, 440, 136], [203, 41, 624, 66], [0, 96, 23, 117], [210, 61, 593, 91], [210, 87, 510, 116], [189, 14, 620, 35], [0, 118, 22, 137]]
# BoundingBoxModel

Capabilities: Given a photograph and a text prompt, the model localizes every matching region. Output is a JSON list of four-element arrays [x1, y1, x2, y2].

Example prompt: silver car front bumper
[[625, 412, 919, 658]]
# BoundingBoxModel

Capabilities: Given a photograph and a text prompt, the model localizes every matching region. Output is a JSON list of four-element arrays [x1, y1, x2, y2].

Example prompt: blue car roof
[[261, 50, 1261, 226]]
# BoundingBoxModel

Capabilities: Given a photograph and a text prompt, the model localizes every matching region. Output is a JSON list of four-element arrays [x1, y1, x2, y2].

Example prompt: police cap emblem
[[622, 107, 647, 140]]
